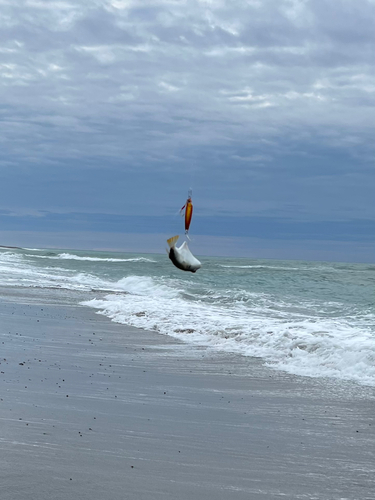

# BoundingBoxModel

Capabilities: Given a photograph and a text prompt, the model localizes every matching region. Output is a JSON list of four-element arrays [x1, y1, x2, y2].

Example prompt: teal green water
[[1, 247, 374, 386]]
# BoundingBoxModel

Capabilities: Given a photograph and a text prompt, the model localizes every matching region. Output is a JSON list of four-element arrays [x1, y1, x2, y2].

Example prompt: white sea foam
[[0, 251, 117, 291], [83, 275, 375, 387]]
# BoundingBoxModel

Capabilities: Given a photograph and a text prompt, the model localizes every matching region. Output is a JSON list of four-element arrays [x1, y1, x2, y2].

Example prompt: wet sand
[[1, 288, 374, 500]]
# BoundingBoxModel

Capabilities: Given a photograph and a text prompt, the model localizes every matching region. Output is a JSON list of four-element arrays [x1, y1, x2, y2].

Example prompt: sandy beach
[[1, 286, 374, 500]]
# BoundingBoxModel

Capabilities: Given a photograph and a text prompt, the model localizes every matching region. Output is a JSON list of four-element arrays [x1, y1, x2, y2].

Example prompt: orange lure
[[180, 189, 193, 235]]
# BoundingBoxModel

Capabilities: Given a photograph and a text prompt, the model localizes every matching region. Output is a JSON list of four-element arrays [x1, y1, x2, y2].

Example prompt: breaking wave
[[83, 275, 375, 387]]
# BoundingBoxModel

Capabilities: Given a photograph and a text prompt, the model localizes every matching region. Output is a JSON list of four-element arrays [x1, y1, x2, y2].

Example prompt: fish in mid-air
[[167, 235, 201, 273]]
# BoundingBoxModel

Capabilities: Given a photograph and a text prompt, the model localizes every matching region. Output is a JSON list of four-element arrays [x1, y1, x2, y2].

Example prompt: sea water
[[1, 246, 374, 386]]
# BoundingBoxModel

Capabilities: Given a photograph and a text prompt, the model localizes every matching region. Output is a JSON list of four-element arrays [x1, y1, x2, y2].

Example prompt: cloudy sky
[[1, 0, 374, 261]]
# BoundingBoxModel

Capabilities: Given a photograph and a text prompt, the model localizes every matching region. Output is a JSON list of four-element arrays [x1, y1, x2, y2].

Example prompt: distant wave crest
[[26, 253, 156, 263], [219, 264, 300, 270]]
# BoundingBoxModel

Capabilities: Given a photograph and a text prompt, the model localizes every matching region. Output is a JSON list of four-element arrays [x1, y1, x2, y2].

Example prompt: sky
[[0, 0, 374, 262]]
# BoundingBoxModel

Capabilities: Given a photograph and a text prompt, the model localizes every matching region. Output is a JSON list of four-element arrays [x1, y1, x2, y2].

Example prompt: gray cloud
[[0, 0, 374, 258]]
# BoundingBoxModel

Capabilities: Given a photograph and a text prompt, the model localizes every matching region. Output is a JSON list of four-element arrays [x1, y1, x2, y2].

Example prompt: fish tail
[[167, 235, 179, 248]]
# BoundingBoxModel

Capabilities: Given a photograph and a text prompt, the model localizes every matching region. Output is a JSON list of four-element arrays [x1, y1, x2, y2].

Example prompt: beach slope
[[1, 288, 374, 500]]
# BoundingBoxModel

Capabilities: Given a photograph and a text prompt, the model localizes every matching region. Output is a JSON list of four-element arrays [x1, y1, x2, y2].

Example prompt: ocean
[[1, 246, 374, 387]]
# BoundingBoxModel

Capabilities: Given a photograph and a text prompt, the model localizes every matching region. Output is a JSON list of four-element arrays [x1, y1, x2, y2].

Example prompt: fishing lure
[[180, 188, 193, 236]]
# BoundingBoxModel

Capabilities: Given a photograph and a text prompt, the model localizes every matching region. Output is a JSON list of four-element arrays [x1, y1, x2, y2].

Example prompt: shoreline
[[1, 287, 374, 499]]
